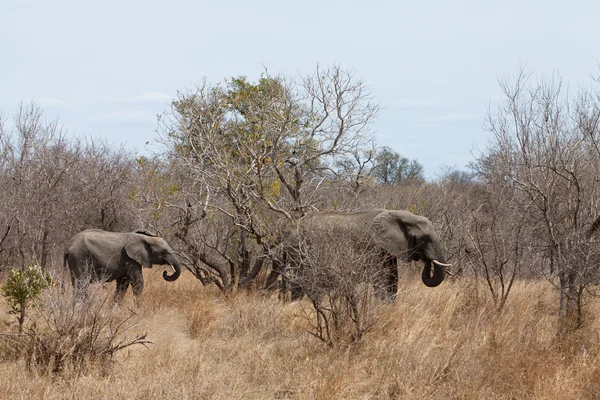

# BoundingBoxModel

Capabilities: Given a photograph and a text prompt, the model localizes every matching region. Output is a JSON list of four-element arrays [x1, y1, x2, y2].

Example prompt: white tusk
[[170, 264, 176, 273], [432, 260, 452, 268]]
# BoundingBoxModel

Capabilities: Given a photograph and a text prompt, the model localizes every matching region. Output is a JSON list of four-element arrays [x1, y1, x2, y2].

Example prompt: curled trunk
[[163, 260, 181, 282], [421, 260, 445, 287]]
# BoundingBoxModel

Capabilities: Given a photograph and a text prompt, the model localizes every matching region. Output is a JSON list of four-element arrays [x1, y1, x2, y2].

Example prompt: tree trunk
[[558, 270, 580, 336]]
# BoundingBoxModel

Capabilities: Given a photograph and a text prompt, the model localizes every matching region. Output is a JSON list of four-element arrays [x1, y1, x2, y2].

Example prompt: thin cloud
[[37, 97, 64, 106], [101, 109, 153, 124], [439, 112, 480, 122], [393, 98, 439, 109], [416, 112, 481, 126], [121, 92, 172, 103], [411, 122, 439, 129]]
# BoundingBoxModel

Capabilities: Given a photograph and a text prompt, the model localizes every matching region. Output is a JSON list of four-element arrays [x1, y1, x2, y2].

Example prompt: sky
[[2, 0, 600, 178]]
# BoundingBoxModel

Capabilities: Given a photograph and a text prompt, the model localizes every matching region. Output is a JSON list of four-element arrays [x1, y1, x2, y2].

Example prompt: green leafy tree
[[1, 263, 54, 332], [155, 65, 379, 291], [372, 146, 424, 185]]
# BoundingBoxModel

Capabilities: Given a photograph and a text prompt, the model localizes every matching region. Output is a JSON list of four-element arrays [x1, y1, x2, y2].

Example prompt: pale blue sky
[[2, 0, 600, 177]]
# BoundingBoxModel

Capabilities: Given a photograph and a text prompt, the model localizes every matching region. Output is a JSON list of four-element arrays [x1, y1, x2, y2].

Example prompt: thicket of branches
[[2, 65, 600, 337], [0, 103, 138, 271]]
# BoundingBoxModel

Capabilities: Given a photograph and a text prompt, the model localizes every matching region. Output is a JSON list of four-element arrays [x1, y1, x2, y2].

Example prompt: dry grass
[[2, 268, 600, 399]]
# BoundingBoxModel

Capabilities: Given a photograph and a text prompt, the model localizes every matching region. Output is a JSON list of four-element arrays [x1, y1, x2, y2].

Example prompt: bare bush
[[286, 226, 386, 347], [0, 103, 80, 269], [68, 139, 137, 233], [463, 184, 531, 311], [0, 286, 150, 375], [475, 70, 600, 332], [0, 103, 138, 272]]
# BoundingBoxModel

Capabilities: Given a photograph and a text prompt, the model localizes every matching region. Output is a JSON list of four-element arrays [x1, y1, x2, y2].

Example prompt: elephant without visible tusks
[[266, 209, 451, 299], [64, 229, 181, 302]]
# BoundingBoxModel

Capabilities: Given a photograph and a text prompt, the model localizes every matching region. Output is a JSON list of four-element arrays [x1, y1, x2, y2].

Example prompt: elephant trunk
[[163, 259, 181, 282], [421, 260, 445, 287]]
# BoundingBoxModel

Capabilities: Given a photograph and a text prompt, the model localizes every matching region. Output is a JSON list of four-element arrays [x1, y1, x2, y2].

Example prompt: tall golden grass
[[2, 268, 600, 399]]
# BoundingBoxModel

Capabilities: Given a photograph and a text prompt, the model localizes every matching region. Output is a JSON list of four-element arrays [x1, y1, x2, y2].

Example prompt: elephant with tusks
[[266, 209, 451, 300], [64, 229, 181, 302]]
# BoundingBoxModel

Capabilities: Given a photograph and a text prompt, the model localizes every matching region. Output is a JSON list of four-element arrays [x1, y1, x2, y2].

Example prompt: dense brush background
[[2, 66, 600, 399]]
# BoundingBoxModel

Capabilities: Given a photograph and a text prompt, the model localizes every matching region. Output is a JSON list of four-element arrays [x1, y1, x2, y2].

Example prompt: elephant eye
[[416, 236, 430, 246]]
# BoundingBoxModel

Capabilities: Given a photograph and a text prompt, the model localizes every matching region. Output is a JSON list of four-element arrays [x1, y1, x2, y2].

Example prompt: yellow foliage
[[407, 203, 419, 214], [269, 180, 280, 198]]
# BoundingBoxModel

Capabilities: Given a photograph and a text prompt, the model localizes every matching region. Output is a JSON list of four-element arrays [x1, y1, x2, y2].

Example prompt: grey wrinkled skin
[[63, 229, 181, 302], [266, 209, 449, 299]]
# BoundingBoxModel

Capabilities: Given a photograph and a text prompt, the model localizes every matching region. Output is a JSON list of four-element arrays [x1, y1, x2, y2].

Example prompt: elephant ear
[[124, 240, 151, 268], [391, 210, 424, 239], [371, 210, 412, 258]]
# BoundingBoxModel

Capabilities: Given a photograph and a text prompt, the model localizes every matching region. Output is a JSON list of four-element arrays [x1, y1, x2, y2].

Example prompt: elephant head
[[125, 232, 181, 282], [371, 210, 450, 287], [269, 209, 450, 301]]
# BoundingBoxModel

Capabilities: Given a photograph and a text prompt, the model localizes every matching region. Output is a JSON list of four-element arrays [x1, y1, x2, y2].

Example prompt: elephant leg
[[385, 255, 398, 299], [70, 269, 82, 294], [375, 253, 398, 300], [70, 265, 90, 300], [69, 268, 78, 289], [281, 251, 304, 301], [129, 268, 144, 297], [277, 251, 289, 300], [289, 278, 303, 301], [114, 277, 130, 303], [280, 273, 302, 301], [264, 258, 282, 290]]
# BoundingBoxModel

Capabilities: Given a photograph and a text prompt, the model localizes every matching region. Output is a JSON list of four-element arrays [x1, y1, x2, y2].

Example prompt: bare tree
[[0, 103, 139, 273], [0, 103, 80, 269], [463, 185, 531, 311], [69, 139, 137, 232], [476, 70, 600, 332]]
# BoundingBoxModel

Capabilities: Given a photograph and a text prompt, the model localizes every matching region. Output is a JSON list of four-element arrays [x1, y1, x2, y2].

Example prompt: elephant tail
[[63, 252, 68, 269]]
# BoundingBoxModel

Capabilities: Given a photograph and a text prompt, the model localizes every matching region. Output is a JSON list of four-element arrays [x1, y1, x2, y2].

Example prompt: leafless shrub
[[68, 138, 137, 233], [474, 69, 600, 333], [463, 185, 532, 311], [0, 286, 150, 375], [288, 226, 386, 347], [0, 103, 138, 273], [0, 103, 79, 269]]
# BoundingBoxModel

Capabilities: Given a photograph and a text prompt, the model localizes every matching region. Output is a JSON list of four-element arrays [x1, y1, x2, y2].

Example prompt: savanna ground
[[2, 268, 600, 400]]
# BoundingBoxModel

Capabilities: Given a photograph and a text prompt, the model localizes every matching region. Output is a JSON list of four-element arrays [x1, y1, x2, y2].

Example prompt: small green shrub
[[1, 262, 54, 332]]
